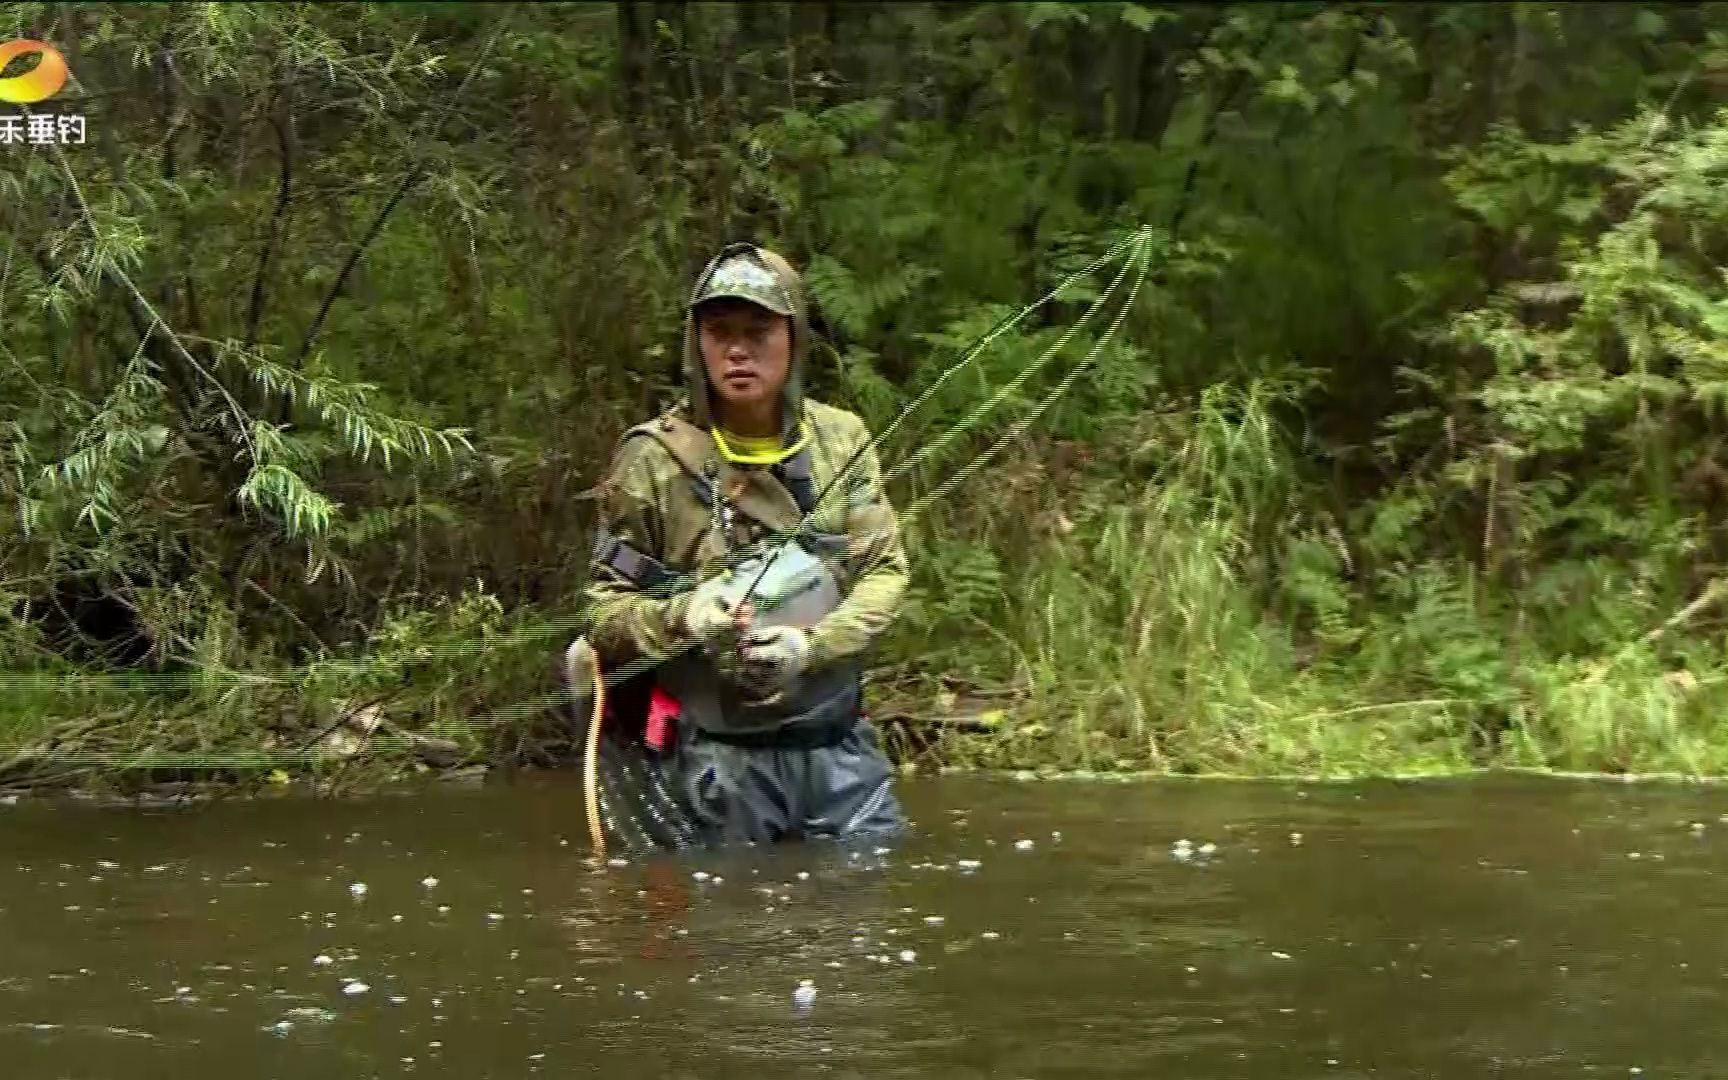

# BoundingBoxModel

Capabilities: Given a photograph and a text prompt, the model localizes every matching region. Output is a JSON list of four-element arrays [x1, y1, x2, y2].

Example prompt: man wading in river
[[571, 243, 909, 845]]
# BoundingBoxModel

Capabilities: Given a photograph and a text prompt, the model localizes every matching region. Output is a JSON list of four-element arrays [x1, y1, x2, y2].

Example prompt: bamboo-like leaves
[[239, 349, 473, 473], [236, 462, 336, 540]]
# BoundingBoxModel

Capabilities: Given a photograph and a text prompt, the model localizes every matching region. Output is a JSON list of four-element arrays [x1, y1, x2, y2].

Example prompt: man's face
[[696, 298, 792, 422]]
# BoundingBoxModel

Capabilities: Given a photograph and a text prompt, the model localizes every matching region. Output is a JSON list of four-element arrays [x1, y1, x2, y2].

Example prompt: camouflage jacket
[[582, 397, 909, 675]]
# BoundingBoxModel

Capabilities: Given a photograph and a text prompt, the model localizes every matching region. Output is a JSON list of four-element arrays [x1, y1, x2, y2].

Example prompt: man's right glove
[[678, 592, 745, 650]]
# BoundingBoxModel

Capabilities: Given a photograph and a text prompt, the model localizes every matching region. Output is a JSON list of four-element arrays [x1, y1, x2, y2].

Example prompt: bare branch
[[291, 170, 426, 370], [290, 11, 514, 369], [245, 77, 296, 355], [1167, 7, 1303, 244]]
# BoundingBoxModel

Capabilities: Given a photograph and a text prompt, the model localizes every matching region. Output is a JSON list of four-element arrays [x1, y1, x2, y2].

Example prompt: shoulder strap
[[769, 446, 854, 558], [770, 447, 818, 517], [623, 414, 714, 497], [626, 413, 808, 534]]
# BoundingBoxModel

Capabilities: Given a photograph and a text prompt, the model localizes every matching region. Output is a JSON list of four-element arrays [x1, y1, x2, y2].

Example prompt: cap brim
[[692, 291, 794, 317]]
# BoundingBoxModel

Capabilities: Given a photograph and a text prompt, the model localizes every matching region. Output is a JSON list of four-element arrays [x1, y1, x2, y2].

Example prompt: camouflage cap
[[690, 250, 797, 317]]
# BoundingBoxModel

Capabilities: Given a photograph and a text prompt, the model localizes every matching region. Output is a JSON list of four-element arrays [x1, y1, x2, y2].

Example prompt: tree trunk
[[1137, 10, 1216, 146], [793, 0, 836, 108], [1110, 25, 1146, 141], [734, 0, 770, 120], [1468, 7, 1508, 141], [658, 1, 693, 153], [1067, 19, 1107, 140], [615, 1, 657, 153]]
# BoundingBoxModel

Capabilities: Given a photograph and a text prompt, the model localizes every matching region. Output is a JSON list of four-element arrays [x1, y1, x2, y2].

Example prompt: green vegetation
[[4, 2, 1728, 792]]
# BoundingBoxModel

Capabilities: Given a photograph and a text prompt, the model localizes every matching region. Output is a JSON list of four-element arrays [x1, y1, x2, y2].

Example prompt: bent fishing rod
[[725, 224, 1157, 620]]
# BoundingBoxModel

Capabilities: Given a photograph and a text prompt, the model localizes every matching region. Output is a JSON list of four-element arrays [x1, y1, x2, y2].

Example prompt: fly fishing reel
[[690, 538, 842, 630]]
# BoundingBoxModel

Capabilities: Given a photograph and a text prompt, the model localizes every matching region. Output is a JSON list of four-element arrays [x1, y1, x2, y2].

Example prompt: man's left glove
[[737, 625, 812, 693]]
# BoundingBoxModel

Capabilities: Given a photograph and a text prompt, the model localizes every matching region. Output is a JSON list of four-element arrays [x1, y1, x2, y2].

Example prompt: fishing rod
[[900, 227, 1153, 522], [725, 224, 1157, 623]]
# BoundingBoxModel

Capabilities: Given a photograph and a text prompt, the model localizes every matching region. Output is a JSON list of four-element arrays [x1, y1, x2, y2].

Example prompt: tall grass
[[887, 379, 1728, 779]]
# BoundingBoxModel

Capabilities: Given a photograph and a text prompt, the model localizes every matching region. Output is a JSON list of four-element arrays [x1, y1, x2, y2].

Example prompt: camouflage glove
[[738, 625, 812, 692]]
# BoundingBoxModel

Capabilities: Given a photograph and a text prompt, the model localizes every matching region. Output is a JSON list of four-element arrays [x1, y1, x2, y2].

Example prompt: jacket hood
[[682, 243, 810, 438]]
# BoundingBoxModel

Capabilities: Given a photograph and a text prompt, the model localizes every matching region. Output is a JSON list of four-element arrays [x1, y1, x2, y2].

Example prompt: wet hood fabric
[[682, 245, 811, 440]]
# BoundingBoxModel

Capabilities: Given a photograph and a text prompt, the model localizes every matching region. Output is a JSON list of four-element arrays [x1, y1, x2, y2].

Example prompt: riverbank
[[8, 525, 1728, 798], [13, 494, 1728, 798], [7, 752, 1728, 813], [5, 654, 1728, 802]]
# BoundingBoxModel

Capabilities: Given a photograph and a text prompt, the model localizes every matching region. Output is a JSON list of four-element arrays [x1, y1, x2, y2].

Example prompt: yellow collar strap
[[711, 420, 811, 466]]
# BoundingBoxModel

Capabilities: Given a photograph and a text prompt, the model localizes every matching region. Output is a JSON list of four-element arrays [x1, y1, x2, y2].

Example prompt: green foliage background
[[4, 1, 1728, 788]]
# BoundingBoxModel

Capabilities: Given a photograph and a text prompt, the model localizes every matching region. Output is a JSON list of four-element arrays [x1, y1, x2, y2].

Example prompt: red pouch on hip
[[644, 687, 681, 753]]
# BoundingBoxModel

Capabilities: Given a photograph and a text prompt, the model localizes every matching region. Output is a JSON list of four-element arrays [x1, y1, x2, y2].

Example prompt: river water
[[2, 772, 1725, 1078]]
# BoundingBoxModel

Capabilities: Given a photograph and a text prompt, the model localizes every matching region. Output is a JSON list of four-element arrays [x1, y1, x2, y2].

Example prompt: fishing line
[[837, 229, 1148, 479], [898, 228, 1154, 526], [880, 230, 1147, 498]]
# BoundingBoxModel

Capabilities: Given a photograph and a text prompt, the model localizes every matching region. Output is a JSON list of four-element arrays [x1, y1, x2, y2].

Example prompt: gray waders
[[672, 715, 905, 845]]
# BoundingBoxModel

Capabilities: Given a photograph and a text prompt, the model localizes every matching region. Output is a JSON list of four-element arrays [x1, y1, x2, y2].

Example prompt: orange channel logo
[[0, 40, 69, 105]]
